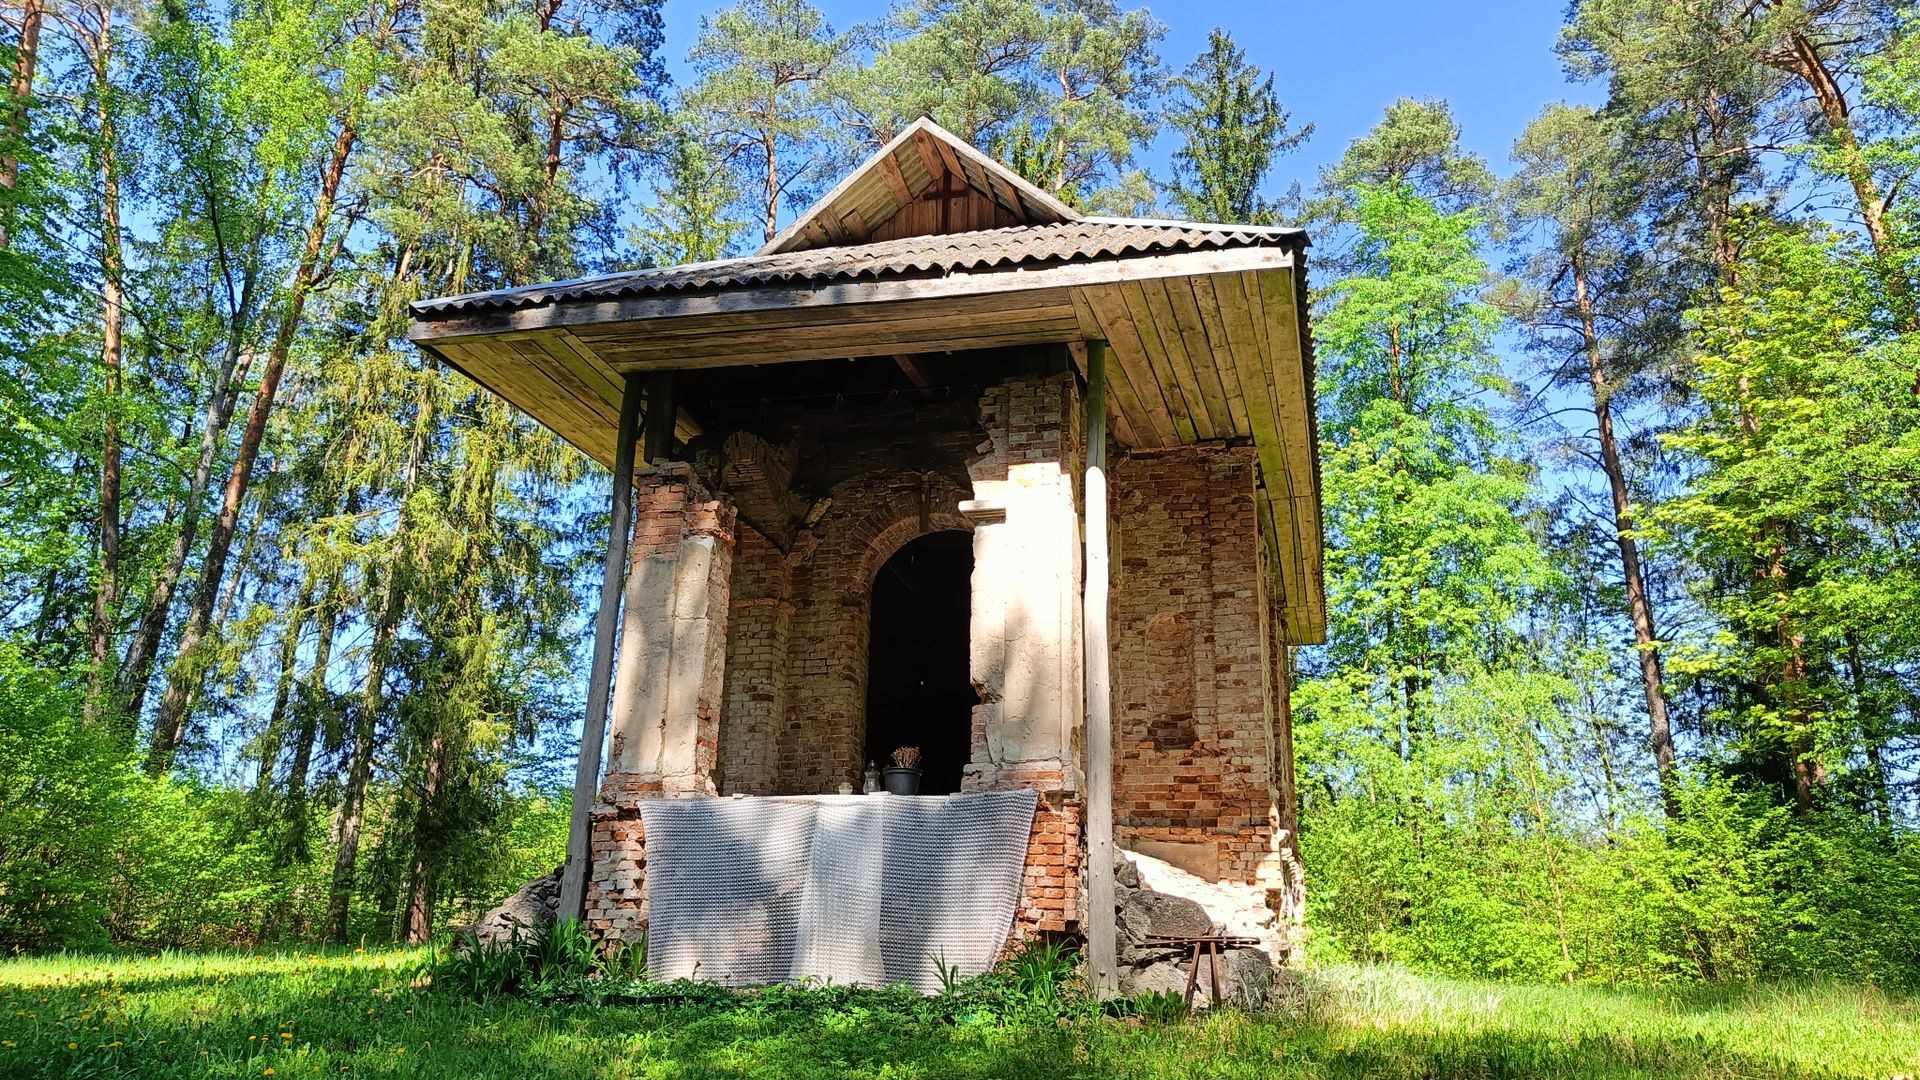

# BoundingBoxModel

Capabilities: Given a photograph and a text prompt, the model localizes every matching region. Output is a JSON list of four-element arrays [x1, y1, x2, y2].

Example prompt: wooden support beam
[[893, 353, 933, 388], [557, 372, 645, 923], [643, 371, 678, 464], [1083, 339, 1118, 997]]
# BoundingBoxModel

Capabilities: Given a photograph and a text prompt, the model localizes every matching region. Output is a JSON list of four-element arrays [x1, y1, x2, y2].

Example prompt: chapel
[[408, 118, 1324, 991]]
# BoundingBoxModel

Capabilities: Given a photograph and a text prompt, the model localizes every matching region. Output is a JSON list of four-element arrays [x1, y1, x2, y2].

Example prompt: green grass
[[0, 947, 1914, 1079]]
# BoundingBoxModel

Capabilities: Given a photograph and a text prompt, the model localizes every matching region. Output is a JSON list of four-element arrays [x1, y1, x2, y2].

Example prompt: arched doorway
[[864, 531, 975, 794]]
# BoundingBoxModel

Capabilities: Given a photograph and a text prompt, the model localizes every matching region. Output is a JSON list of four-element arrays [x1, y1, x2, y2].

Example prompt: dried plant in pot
[[883, 746, 924, 795]]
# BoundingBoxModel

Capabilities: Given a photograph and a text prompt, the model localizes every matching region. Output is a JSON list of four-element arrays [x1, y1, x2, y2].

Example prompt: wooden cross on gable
[[920, 168, 968, 233]]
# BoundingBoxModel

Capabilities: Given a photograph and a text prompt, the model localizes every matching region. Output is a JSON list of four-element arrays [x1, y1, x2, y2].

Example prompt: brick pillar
[[604, 462, 736, 799], [963, 372, 1086, 934], [587, 463, 734, 945]]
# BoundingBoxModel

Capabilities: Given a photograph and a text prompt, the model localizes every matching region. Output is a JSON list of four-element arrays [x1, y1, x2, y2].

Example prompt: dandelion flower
[[67, 1042, 77, 1050], [263, 1070, 275, 1076]]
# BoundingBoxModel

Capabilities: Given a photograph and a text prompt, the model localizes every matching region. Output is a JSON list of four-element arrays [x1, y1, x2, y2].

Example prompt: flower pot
[[881, 767, 923, 795]]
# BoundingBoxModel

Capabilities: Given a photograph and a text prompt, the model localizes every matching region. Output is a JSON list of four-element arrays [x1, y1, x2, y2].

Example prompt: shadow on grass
[[0, 960, 1085, 1079]]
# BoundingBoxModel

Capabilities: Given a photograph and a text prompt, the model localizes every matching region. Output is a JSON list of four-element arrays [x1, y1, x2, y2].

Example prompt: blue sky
[[656, 0, 1604, 211]]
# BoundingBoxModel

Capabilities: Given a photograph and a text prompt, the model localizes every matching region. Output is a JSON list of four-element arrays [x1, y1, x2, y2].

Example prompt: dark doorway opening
[[865, 531, 975, 795]]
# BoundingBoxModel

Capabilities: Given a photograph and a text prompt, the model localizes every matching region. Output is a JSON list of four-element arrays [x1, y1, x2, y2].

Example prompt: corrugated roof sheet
[[411, 220, 1304, 317]]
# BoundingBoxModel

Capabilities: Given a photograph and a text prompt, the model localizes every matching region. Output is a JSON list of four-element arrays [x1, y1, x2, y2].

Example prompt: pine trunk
[[84, 18, 125, 724], [1781, 32, 1914, 333], [118, 310, 255, 731], [0, 0, 44, 249], [1572, 252, 1675, 806]]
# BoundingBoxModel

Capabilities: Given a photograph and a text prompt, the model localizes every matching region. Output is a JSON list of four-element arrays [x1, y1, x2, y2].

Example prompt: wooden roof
[[761, 117, 1078, 254], [407, 123, 1326, 643]]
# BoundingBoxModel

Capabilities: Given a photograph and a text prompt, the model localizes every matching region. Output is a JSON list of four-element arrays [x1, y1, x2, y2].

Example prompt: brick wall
[[716, 524, 791, 795], [1109, 443, 1282, 885]]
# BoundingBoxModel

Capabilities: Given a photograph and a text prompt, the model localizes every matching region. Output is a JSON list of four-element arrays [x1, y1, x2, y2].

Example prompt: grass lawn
[[0, 947, 1914, 1079]]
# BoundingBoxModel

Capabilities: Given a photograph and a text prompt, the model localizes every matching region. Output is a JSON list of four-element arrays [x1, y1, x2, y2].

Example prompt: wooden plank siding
[[1075, 284, 1180, 447], [1257, 267, 1325, 640], [1129, 278, 1215, 440], [437, 339, 621, 468]]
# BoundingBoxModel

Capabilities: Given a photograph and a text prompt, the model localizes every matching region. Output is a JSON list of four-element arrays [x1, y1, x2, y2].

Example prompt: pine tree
[[1163, 28, 1310, 224], [685, 0, 850, 243], [1506, 103, 1680, 803]]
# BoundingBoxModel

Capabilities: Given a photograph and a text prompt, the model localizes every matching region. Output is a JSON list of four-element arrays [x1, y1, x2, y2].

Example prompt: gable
[[760, 117, 1077, 255]]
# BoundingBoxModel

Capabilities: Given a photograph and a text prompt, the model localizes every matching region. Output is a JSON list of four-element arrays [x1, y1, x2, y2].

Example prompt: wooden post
[[557, 372, 645, 923], [1083, 339, 1118, 996], [643, 371, 677, 464]]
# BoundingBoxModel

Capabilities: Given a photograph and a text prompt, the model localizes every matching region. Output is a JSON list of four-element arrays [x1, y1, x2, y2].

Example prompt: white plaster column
[[605, 462, 734, 799], [963, 374, 1085, 788]]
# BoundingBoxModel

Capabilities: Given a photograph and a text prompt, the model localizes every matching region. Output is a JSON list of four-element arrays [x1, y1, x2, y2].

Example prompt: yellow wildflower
[[281, 1032, 293, 1040], [67, 1042, 77, 1050], [263, 1070, 275, 1077]]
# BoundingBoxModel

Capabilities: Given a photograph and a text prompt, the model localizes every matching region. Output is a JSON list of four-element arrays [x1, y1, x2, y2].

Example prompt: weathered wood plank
[[1159, 276, 1234, 438], [569, 288, 1079, 345], [507, 337, 620, 435], [441, 340, 618, 468], [586, 305, 1081, 363], [1256, 267, 1325, 642], [1124, 279, 1205, 441], [531, 331, 622, 409], [1237, 269, 1313, 643], [556, 372, 644, 922], [540, 331, 704, 443], [593, 323, 1082, 371], [1101, 346, 1145, 449], [1078, 284, 1180, 448], [1082, 340, 1117, 998], [1214, 274, 1299, 615], [878, 149, 915, 205], [1071, 289, 1152, 448], [583, 294, 1073, 345], [1191, 276, 1251, 436]]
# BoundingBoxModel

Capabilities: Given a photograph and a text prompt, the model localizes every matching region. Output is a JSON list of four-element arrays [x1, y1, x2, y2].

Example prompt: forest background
[[1, 0, 1916, 988]]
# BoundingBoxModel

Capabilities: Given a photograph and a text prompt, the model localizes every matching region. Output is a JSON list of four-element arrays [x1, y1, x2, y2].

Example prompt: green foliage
[[1125, 988, 1190, 1023], [934, 935, 1101, 1024], [631, 128, 748, 263], [0, 0, 1916, 1004], [1647, 218, 1920, 806], [430, 918, 623, 999], [1306, 769, 1920, 988], [0, 649, 125, 951], [684, 0, 852, 241]]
